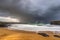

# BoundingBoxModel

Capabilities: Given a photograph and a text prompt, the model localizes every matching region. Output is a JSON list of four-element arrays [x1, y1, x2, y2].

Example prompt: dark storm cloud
[[0, 0, 60, 23]]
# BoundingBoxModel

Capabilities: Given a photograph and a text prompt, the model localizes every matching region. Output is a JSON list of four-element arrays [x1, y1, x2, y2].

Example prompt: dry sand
[[0, 27, 60, 40]]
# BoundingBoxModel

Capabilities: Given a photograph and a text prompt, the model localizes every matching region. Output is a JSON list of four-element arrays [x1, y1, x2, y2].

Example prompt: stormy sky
[[0, 0, 60, 23]]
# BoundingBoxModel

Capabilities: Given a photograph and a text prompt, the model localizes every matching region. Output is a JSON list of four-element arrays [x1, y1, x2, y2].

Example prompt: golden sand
[[0, 28, 60, 40]]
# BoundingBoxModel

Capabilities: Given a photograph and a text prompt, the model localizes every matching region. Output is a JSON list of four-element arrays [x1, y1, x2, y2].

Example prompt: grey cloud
[[0, 0, 60, 23]]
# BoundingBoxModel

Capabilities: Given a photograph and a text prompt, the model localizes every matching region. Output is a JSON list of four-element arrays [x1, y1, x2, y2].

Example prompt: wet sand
[[0, 27, 60, 40]]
